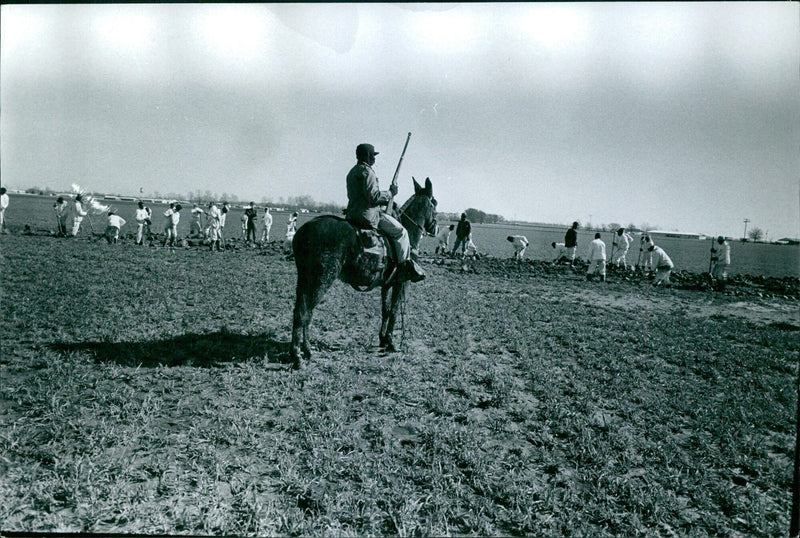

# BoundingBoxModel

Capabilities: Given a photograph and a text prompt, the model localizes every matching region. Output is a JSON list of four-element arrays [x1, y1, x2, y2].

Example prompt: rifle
[[386, 132, 412, 211]]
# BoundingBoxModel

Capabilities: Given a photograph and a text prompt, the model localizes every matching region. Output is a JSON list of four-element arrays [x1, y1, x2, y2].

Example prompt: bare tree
[[748, 227, 764, 242]]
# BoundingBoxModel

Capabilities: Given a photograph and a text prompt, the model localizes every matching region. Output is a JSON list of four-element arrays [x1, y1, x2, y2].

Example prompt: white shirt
[[54, 202, 69, 216], [220, 208, 228, 227], [263, 211, 273, 227], [589, 238, 606, 261], [73, 201, 87, 218], [171, 211, 180, 225], [135, 208, 149, 223], [107, 214, 126, 228], [650, 246, 673, 269], [208, 205, 221, 223], [0, 193, 8, 210], [712, 241, 730, 265], [191, 207, 205, 219], [509, 235, 528, 248], [613, 233, 632, 250], [437, 227, 451, 244]]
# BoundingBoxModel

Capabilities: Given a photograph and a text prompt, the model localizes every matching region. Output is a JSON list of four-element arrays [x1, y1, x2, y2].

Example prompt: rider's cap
[[356, 143, 379, 161]]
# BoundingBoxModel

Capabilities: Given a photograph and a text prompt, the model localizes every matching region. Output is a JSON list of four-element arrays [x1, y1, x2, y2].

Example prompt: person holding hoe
[[245, 201, 258, 245], [260, 207, 273, 245], [648, 242, 674, 288], [70, 194, 88, 237], [587, 232, 607, 282], [612, 227, 634, 269], [104, 209, 126, 244], [134, 201, 149, 245], [710, 235, 730, 290], [507, 234, 529, 260], [53, 196, 69, 237], [451, 212, 472, 258], [564, 221, 579, 266]]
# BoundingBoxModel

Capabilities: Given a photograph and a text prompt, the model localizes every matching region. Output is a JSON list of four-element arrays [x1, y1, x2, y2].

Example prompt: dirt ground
[[0, 233, 797, 536], [432, 254, 799, 326]]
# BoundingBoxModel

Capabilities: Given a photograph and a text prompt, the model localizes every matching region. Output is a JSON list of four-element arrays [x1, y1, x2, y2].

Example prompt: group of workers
[[47, 194, 297, 251], [434, 216, 732, 291], [4, 183, 733, 292], [552, 221, 731, 290]]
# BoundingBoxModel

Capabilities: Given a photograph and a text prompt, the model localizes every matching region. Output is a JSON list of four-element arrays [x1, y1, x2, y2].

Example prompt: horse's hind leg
[[290, 265, 337, 369], [291, 287, 311, 368]]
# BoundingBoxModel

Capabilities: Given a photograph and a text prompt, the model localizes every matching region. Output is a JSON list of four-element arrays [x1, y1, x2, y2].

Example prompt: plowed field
[[1, 233, 797, 536]]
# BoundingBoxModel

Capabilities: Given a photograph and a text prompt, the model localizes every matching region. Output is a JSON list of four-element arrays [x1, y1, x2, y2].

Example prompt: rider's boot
[[384, 259, 425, 286], [402, 259, 426, 283]]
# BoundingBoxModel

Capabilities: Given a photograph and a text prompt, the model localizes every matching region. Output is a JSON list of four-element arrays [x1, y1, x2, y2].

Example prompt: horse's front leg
[[379, 282, 405, 351], [379, 285, 391, 349]]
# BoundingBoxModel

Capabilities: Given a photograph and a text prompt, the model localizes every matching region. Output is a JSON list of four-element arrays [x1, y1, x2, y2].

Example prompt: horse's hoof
[[302, 346, 312, 360], [290, 346, 304, 365]]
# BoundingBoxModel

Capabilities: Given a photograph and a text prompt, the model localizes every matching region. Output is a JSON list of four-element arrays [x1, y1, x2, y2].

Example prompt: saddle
[[356, 227, 390, 259], [344, 217, 399, 291]]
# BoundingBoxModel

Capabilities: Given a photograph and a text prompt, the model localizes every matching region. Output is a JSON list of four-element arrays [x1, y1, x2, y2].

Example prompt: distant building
[[775, 238, 800, 245], [646, 230, 707, 240]]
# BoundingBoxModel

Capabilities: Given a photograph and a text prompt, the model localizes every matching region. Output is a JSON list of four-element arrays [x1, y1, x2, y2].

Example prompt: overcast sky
[[2, 3, 798, 238]]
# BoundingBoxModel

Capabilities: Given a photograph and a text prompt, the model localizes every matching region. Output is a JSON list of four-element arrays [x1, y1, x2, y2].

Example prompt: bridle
[[397, 193, 437, 237]]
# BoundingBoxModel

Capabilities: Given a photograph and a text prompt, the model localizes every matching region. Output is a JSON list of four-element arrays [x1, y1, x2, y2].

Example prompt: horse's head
[[397, 177, 437, 244]]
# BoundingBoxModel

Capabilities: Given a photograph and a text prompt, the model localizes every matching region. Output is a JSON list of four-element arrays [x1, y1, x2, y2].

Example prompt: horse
[[290, 177, 437, 369]]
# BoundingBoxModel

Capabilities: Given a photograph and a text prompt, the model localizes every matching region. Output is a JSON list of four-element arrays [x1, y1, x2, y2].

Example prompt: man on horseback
[[346, 143, 425, 284]]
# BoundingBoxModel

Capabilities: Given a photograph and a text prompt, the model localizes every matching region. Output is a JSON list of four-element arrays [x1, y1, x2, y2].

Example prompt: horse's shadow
[[49, 331, 291, 368]]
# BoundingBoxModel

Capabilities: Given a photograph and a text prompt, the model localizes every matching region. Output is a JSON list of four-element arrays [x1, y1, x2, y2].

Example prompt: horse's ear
[[413, 177, 423, 194], [425, 177, 433, 196]]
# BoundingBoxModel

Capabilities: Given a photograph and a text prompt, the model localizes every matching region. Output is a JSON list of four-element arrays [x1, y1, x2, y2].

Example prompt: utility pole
[[743, 218, 750, 240]]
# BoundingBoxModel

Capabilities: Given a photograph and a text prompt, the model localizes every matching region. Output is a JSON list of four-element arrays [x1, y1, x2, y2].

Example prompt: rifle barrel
[[391, 132, 412, 187]]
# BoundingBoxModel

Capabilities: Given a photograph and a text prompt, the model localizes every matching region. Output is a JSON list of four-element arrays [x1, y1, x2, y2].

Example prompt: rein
[[396, 195, 435, 237]]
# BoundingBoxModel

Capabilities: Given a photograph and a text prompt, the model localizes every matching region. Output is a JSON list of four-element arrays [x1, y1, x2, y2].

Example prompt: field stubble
[[0, 233, 797, 536]]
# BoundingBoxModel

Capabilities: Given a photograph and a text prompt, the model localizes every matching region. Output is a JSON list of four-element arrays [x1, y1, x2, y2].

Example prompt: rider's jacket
[[346, 161, 391, 229]]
